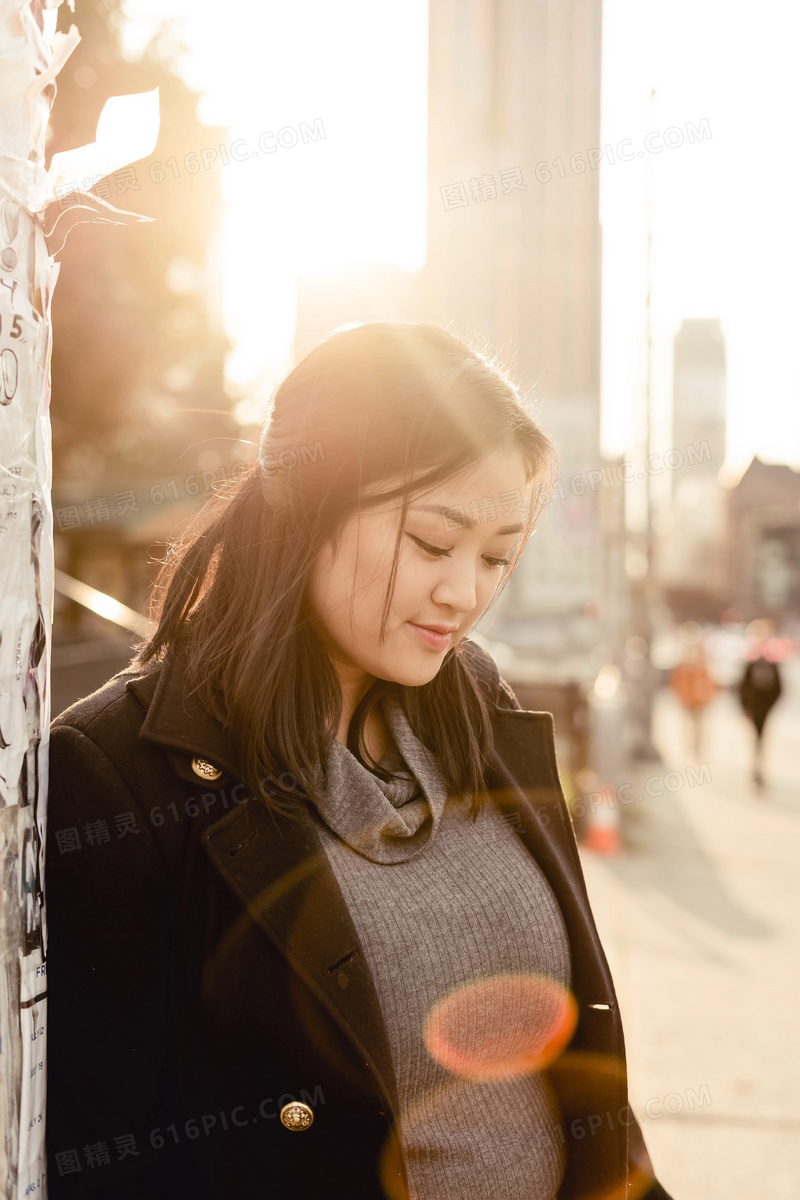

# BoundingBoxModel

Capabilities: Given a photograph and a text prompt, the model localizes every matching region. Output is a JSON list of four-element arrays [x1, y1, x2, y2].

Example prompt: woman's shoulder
[[52, 654, 153, 719], [50, 656, 163, 763]]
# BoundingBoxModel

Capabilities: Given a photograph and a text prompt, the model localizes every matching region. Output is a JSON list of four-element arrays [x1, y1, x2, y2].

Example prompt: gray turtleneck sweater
[[308, 694, 572, 1200]]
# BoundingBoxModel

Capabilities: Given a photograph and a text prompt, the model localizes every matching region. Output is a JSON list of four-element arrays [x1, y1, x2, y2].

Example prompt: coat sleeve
[[627, 1108, 675, 1199], [45, 722, 186, 1196]]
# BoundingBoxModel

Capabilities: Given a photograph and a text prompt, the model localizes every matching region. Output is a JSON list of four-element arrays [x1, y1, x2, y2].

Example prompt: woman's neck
[[335, 667, 371, 734], [335, 669, 391, 763]]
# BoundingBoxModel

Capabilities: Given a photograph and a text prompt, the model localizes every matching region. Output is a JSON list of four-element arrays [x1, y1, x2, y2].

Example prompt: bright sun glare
[[120, 0, 800, 471]]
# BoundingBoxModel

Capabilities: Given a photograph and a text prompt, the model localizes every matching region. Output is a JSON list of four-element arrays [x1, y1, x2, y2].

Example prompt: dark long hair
[[134, 321, 557, 819]]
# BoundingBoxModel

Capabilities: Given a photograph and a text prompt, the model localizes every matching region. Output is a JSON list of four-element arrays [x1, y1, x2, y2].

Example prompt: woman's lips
[[409, 623, 454, 651]]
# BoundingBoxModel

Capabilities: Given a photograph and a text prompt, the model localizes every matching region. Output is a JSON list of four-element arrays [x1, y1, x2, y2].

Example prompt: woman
[[669, 640, 717, 761], [45, 322, 672, 1199]]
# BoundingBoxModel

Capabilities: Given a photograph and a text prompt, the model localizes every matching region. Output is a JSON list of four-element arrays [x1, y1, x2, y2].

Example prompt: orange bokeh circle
[[423, 972, 578, 1081]]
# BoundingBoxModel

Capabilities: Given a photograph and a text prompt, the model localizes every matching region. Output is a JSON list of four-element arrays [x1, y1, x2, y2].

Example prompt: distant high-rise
[[424, 0, 605, 643]]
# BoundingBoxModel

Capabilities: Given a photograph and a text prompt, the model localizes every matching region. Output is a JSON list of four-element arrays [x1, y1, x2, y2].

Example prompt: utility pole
[[628, 86, 661, 762], [0, 7, 70, 1194]]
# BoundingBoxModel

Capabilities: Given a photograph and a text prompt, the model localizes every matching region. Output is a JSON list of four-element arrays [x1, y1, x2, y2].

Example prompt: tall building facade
[[424, 0, 606, 658]]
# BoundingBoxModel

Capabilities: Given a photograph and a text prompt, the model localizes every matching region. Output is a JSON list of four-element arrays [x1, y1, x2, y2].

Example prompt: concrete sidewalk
[[577, 662, 800, 1199]]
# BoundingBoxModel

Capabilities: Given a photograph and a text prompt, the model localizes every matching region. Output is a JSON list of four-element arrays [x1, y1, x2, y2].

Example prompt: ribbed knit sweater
[[308, 693, 572, 1200]]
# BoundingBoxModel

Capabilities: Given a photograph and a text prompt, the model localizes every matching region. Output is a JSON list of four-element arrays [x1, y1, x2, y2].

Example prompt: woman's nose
[[430, 560, 477, 614]]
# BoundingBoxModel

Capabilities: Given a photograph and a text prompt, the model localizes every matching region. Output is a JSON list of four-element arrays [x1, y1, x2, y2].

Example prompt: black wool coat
[[44, 640, 673, 1200]]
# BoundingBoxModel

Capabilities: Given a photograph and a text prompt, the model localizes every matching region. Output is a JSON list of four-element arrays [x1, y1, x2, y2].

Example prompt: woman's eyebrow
[[410, 504, 524, 535]]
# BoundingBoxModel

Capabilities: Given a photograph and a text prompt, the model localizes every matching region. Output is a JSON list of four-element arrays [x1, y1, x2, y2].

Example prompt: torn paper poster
[[0, 3, 159, 1197], [47, 87, 160, 204]]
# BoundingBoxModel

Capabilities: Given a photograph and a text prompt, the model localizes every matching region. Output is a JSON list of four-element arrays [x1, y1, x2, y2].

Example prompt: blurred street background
[[579, 655, 800, 1200], [44, 1, 800, 1195]]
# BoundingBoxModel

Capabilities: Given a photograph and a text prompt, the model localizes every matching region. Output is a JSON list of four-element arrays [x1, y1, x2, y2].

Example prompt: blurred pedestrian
[[669, 641, 717, 760], [738, 653, 783, 789]]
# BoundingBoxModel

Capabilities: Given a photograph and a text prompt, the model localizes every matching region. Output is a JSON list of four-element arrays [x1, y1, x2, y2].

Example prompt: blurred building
[[425, 0, 602, 409], [659, 318, 728, 608], [727, 456, 800, 622], [423, 0, 607, 667]]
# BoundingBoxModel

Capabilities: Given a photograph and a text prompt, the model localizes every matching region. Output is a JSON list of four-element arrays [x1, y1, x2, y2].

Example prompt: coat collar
[[126, 637, 505, 782], [128, 648, 243, 781], [125, 647, 620, 1132]]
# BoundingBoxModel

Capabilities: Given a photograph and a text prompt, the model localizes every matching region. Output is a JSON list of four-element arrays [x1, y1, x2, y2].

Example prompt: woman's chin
[[380, 654, 446, 689]]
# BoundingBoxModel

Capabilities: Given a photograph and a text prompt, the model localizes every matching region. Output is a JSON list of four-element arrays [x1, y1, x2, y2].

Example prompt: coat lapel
[[199, 795, 401, 1117], [486, 708, 619, 1010], [128, 653, 401, 1118]]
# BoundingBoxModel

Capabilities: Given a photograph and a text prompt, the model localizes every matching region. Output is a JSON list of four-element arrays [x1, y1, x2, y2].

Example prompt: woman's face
[[306, 447, 529, 688]]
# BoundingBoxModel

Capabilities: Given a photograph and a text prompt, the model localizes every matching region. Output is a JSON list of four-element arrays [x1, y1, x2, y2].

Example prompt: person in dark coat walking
[[737, 649, 783, 789], [45, 322, 674, 1199]]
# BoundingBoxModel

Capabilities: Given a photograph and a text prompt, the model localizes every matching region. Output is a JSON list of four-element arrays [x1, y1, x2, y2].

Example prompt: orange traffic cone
[[582, 784, 623, 854]]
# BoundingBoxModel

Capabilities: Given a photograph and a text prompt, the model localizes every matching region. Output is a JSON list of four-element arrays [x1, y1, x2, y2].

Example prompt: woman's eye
[[407, 534, 451, 558], [407, 534, 511, 568]]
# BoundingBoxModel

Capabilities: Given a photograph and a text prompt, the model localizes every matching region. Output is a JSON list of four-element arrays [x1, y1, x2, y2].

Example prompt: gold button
[[279, 1101, 314, 1131], [191, 757, 222, 781]]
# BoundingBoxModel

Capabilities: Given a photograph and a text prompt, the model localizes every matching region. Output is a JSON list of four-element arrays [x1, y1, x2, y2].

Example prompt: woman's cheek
[[395, 545, 430, 592], [477, 569, 502, 613]]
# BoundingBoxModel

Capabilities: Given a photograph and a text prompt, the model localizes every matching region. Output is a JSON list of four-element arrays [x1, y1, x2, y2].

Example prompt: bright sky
[[121, 0, 800, 473], [600, 0, 800, 474]]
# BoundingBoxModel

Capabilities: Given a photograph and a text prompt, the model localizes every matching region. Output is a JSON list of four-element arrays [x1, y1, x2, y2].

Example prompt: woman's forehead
[[362, 449, 528, 506]]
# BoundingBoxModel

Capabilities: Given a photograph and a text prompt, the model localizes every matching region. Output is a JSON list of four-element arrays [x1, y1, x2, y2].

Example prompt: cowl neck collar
[[311, 694, 449, 864]]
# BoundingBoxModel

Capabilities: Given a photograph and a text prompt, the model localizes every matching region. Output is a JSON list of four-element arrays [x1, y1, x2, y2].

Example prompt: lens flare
[[423, 972, 577, 1081]]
